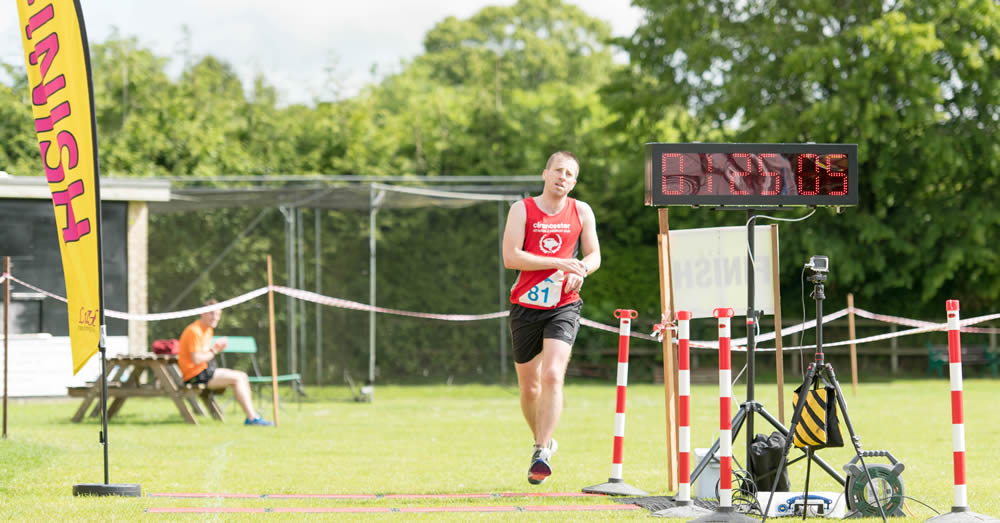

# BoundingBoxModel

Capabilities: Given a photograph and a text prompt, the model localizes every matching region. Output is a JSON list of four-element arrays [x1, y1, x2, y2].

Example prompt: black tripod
[[690, 213, 846, 494], [761, 270, 886, 522]]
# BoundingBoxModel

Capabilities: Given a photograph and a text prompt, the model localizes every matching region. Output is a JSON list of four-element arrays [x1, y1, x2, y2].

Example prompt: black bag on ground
[[750, 432, 790, 491]]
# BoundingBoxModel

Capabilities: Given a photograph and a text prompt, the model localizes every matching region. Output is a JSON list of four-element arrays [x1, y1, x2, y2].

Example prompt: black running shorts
[[186, 365, 216, 385], [509, 300, 583, 364]]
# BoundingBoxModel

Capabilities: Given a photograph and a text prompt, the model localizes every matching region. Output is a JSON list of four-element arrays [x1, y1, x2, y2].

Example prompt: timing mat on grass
[[146, 504, 640, 514], [149, 491, 603, 499]]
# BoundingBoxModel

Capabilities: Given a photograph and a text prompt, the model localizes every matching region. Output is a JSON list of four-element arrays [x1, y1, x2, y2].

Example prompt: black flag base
[[72, 483, 141, 497]]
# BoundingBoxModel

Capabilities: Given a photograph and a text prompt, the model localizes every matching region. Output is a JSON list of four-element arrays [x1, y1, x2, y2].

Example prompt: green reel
[[843, 451, 905, 517]]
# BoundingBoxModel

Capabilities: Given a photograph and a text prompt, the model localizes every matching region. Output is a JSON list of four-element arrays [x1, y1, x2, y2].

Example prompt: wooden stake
[[769, 225, 785, 424], [267, 256, 280, 426], [847, 293, 858, 396], [656, 209, 678, 492]]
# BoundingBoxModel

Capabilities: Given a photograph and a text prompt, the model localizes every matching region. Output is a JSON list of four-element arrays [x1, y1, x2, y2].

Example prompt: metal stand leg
[[761, 363, 816, 521], [827, 365, 887, 521]]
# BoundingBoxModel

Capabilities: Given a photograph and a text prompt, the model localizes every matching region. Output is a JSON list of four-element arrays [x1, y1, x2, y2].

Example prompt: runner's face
[[543, 157, 579, 196]]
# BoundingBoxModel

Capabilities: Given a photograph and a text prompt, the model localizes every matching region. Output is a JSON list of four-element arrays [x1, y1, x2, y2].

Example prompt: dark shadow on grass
[[57, 413, 219, 427]]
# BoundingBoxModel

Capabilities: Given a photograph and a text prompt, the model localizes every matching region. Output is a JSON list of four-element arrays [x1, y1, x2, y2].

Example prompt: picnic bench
[[69, 354, 224, 425], [215, 336, 305, 401], [926, 343, 999, 378]]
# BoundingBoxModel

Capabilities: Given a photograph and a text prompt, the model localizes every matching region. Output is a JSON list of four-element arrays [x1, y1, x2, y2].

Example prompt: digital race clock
[[644, 143, 858, 207]]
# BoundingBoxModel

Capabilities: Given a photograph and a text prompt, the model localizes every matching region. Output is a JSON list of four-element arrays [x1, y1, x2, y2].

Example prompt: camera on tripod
[[805, 255, 829, 273], [806, 255, 829, 284]]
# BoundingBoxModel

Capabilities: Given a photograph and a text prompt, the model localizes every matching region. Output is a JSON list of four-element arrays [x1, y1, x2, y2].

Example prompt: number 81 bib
[[517, 270, 564, 308]]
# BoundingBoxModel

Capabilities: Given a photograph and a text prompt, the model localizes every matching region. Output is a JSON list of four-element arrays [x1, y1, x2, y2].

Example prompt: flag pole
[[60, 0, 139, 498], [3, 256, 9, 439]]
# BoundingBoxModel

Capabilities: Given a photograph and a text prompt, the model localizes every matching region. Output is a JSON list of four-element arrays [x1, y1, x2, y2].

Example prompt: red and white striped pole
[[928, 299, 993, 521], [677, 310, 694, 504], [583, 309, 646, 496], [610, 308, 637, 482], [946, 300, 968, 511], [715, 307, 735, 510]]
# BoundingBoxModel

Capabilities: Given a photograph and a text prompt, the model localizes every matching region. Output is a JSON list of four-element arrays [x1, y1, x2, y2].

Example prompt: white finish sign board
[[669, 225, 777, 319]]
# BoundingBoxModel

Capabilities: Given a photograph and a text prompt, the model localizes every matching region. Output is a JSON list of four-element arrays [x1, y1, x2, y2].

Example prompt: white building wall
[[0, 335, 129, 397]]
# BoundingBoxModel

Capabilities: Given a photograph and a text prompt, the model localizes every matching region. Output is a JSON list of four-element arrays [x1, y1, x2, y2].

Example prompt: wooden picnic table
[[69, 354, 224, 425]]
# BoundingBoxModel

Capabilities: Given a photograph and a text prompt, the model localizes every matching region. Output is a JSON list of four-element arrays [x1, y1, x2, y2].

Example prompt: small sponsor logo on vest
[[539, 233, 562, 254]]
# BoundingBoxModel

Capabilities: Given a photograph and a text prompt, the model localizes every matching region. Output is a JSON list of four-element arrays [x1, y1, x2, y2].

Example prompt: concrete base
[[926, 509, 1000, 523], [652, 501, 714, 518], [687, 506, 758, 522], [582, 479, 648, 497], [73, 483, 141, 497]]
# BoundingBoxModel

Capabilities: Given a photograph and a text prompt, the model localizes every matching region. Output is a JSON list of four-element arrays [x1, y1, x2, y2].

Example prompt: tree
[[610, 0, 1000, 315]]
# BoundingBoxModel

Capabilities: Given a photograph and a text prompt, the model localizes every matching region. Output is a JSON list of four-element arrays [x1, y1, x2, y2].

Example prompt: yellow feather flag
[[17, 0, 104, 374]]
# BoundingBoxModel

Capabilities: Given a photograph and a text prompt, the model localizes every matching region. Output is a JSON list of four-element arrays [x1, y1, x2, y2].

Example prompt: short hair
[[204, 299, 218, 306], [545, 151, 578, 170]]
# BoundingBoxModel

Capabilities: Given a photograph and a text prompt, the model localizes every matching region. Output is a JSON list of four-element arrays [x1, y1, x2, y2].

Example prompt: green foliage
[[611, 0, 1000, 316], [2, 0, 998, 383]]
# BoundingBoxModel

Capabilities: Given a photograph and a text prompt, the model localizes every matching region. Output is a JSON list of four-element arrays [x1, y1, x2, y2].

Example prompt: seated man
[[178, 299, 272, 426]]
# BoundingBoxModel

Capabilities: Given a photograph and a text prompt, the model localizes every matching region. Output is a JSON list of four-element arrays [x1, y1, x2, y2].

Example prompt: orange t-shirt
[[178, 320, 213, 381]]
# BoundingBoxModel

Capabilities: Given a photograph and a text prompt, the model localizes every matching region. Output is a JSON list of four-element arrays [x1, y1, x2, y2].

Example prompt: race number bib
[[517, 271, 563, 308]]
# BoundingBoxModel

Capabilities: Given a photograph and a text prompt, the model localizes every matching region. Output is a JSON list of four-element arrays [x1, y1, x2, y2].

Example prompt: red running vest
[[509, 197, 583, 309]]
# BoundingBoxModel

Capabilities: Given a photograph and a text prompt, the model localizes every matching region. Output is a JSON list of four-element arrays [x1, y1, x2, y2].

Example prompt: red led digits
[[644, 143, 857, 207], [661, 153, 684, 195], [705, 154, 713, 194], [730, 154, 751, 195], [757, 154, 780, 195], [826, 153, 847, 196], [797, 153, 820, 196]]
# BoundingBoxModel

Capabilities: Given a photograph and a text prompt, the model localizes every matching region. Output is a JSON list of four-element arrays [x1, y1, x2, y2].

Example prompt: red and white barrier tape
[[3, 273, 996, 348], [269, 286, 509, 321]]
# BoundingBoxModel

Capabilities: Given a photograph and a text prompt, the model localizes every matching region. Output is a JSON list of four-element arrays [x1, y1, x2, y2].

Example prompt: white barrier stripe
[[720, 430, 732, 456], [611, 463, 623, 480], [678, 370, 690, 395], [678, 321, 689, 339], [679, 426, 690, 450], [107, 288, 269, 321], [616, 364, 628, 386], [955, 485, 967, 507], [614, 413, 626, 437], [10, 273, 1000, 340], [271, 286, 509, 321], [953, 425, 965, 452], [678, 484, 690, 502], [620, 320, 631, 337], [732, 308, 850, 344], [580, 318, 659, 340], [950, 363, 963, 391], [720, 490, 732, 507], [5, 275, 69, 303], [751, 313, 1000, 352], [700, 307, 1000, 350]]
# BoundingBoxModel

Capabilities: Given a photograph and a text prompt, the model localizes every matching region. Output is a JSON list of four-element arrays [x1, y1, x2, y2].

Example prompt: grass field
[[0, 377, 997, 521]]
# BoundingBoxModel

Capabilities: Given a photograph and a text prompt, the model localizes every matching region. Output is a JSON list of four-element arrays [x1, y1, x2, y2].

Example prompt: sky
[[1, 1, 642, 105]]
